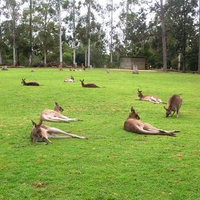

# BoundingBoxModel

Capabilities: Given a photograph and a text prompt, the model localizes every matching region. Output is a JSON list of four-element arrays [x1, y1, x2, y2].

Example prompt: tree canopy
[[0, 0, 199, 71]]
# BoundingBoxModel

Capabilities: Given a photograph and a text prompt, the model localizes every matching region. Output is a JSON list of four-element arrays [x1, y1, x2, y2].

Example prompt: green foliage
[[171, 57, 178, 70], [63, 52, 73, 64], [165, 0, 198, 71], [148, 0, 198, 70], [0, 68, 200, 199], [0, 0, 199, 70]]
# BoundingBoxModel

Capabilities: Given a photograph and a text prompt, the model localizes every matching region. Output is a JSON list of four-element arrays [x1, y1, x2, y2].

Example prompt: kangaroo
[[21, 78, 39, 86], [137, 89, 164, 104], [164, 94, 182, 117], [39, 102, 80, 123], [64, 76, 75, 82], [30, 121, 87, 144], [124, 107, 179, 136], [80, 79, 99, 88]]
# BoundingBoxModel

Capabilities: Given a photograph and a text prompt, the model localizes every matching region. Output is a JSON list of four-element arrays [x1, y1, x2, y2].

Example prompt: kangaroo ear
[[164, 106, 167, 111], [131, 107, 135, 112], [31, 120, 36, 126]]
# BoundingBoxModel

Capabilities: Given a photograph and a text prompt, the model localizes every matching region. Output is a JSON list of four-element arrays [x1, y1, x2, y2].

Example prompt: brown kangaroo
[[137, 89, 164, 104], [124, 107, 179, 136], [30, 121, 87, 144], [21, 78, 39, 86], [80, 79, 99, 88], [39, 102, 80, 124], [164, 94, 182, 117]]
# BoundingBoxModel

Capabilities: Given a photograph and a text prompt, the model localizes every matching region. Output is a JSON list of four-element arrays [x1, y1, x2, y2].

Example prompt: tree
[[160, 0, 167, 71], [21, 0, 34, 66], [4, 0, 20, 66], [58, 0, 63, 70], [117, 0, 150, 59], [84, 0, 102, 67], [198, 0, 200, 73], [0, 2, 3, 65], [62, 0, 82, 67], [33, 0, 59, 66], [165, 0, 198, 72]]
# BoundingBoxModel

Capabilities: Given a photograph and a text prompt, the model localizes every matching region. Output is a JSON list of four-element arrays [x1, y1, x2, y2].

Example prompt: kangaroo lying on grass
[[80, 79, 99, 88], [64, 76, 75, 82], [30, 121, 87, 144], [39, 102, 80, 123], [164, 94, 182, 117], [137, 89, 165, 104], [124, 107, 179, 136], [21, 78, 39, 86]]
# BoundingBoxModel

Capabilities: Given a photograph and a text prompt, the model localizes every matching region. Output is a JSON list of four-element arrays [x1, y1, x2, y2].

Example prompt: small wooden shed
[[119, 57, 146, 70]]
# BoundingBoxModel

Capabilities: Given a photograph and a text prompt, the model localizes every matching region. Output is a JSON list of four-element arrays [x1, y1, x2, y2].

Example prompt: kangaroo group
[[124, 89, 182, 136], [29, 77, 182, 143], [124, 107, 180, 136], [31, 102, 87, 144]]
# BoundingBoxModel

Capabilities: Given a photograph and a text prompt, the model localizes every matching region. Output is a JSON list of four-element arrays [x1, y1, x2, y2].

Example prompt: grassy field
[[0, 68, 200, 200]]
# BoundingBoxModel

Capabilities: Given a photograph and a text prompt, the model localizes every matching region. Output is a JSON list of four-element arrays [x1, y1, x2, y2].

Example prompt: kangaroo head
[[21, 78, 25, 84], [31, 120, 41, 132], [54, 102, 64, 112], [137, 89, 143, 97], [128, 107, 140, 120], [31, 120, 43, 142], [164, 106, 171, 117]]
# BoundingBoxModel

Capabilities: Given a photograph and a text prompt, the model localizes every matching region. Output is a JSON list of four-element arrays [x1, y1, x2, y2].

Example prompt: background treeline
[[0, 0, 199, 71]]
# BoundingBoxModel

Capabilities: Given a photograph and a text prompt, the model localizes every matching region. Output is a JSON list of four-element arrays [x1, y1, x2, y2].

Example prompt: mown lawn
[[0, 68, 200, 200]]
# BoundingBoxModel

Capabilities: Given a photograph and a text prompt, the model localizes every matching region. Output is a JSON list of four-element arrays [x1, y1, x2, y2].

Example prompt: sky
[[0, 0, 160, 27]]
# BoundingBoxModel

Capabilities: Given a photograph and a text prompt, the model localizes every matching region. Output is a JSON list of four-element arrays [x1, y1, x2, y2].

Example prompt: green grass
[[0, 68, 200, 200]]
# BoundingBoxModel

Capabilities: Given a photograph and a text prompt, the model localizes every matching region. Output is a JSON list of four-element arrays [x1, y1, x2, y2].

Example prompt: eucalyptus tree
[[145, 0, 167, 69], [165, 0, 198, 72], [198, 0, 200, 73], [21, 0, 34, 66], [0, 0, 3, 65], [58, 0, 62, 69], [109, 0, 113, 63], [3, 0, 20, 66], [80, 0, 102, 67], [160, 0, 167, 71], [33, 0, 59, 66], [104, 0, 119, 65], [117, 0, 149, 57], [76, 15, 106, 67], [62, 0, 81, 67]]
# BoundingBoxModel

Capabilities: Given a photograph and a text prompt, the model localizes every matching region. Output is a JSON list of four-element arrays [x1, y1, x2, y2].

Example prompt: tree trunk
[[110, 0, 113, 63], [44, 48, 47, 66], [0, 23, 2, 65], [85, 50, 87, 67], [198, 0, 200, 73], [58, 0, 63, 70], [29, 0, 33, 67], [13, 20, 17, 66], [72, 0, 76, 66], [87, 0, 91, 67], [160, 0, 167, 72]]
